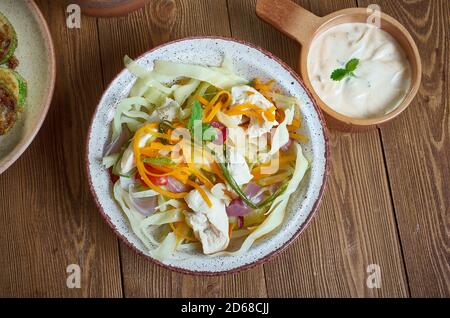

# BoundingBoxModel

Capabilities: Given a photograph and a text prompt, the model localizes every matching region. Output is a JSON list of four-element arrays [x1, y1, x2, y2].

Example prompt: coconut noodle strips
[[102, 55, 309, 261]]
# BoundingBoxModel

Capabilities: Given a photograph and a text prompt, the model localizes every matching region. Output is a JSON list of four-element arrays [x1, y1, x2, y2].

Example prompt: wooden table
[[0, 0, 448, 298]]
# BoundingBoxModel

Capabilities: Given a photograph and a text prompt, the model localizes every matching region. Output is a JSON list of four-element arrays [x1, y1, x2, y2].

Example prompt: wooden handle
[[256, 0, 321, 46]]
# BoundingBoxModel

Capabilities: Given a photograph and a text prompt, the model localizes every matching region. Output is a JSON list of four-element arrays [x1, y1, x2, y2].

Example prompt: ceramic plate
[[87, 37, 329, 275], [0, 0, 56, 174]]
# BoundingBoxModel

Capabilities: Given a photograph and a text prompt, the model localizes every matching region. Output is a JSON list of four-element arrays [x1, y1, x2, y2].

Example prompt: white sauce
[[307, 23, 412, 119]]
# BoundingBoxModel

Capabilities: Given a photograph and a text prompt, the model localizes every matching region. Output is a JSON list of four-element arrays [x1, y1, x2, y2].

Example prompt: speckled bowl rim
[[0, 0, 56, 174], [86, 36, 330, 276]]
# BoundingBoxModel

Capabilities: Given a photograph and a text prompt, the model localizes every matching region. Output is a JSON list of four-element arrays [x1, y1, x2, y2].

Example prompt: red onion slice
[[128, 184, 157, 216], [244, 182, 262, 199], [166, 176, 190, 193], [227, 198, 252, 216], [104, 126, 131, 156], [209, 121, 227, 145], [226, 183, 264, 216]]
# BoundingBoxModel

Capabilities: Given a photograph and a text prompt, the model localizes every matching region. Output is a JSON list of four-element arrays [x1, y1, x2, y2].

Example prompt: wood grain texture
[[227, 0, 408, 297], [97, 0, 267, 298], [0, 0, 122, 297], [358, 0, 450, 297]]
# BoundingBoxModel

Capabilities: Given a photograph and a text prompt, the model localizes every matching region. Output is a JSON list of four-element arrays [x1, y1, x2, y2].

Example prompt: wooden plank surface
[[226, 0, 409, 297], [0, 0, 448, 298], [357, 0, 450, 297], [0, 0, 122, 297]]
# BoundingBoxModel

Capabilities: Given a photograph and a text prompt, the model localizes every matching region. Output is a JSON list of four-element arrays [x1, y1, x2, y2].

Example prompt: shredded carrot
[[225, 103, 276, 124], [142, 165, 174, 177], [275, 108, 285, 123], [196, 95, 209, 106], [225, 103, 264, 114], [226, 109, 265, 123], [203, 91, 231, 122], [211, 162, 226, 183], [223, 188, 235, 199], [170, 169, 190, 184], [263, 106, 277, 121], [148, 142, 174, 151], [204, 101, 222, 122], [187, 164, 214, 189], [143, 129, 171, 140], [140, 148, 160, 157], [252, 78, 277, 102], [134, 125, 187, 199]]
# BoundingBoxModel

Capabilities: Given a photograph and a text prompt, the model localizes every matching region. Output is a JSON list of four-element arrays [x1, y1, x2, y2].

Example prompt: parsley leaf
[[345, 58, 359, 72], [187, 100, 217, 142], [187, 101, 203, 132], [330, 58, 360, 81], [330, 68, 348, 81]]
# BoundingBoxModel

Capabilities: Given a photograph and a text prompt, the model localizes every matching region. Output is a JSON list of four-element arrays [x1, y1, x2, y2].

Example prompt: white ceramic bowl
[[0, 0, 56, 174], [86, 37, 329, 275]]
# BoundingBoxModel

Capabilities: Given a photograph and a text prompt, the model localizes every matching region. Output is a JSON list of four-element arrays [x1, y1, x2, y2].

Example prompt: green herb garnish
[[142, 157, 175, 166], [187, 101, 217, 142], [330, 58, 359, 81]]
